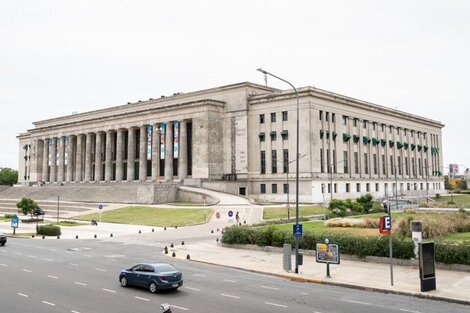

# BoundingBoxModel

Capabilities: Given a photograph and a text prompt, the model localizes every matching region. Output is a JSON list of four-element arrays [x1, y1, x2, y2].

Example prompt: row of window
[[260, 111, 289, 123], [260, 149, 289, 174]]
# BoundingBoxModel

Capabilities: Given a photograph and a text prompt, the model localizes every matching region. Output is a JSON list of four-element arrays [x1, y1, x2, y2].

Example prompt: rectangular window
[[282, 111, 288, 121], [334, 183, 337, 193], [271, 112, 276, 123], [326, 112, 329, 122], [404, 129, 407, 136], [331, 113, 335, 123], [342, 115, 348, 125], [283, 183, 289, 194], [283, 149, 289, 173], [375, 183, 379, 192], [343, 151, 349, 173], [320, 148, 324, 173], [364, 152, 369, 175], [372, 122, 376, 130], [346, 183, 350, 193], [382, 154, 386, 175], [389, 125, 393, 134], [363, 120, 367, 129], [418, 159, 422, 176], [412, 158, 416, 177], [260, 151, 266, 174], [398, 156, 402, 175], [373, 154, 378, 175], [366, 183, 370, 192], [390, 156, 394, 175], [328, 183, 331, 194], [319, 110, 323, 121], [259, 114, 265, 124], [354, 152, 359, 174], [272, 184, 277, 194], [381, 124, 385, 132], [327, 149, 331, 173], [411, 130, 414, 137], [356, 183, 361, 192], [397, 127, 400, 135], [353, 118, 358, 127], [260, 184, 266, 194], [405, 157, 409, 175], [333, 150, 337, 173], [424, 159, 428, 176], [272, 150, 277, 174]]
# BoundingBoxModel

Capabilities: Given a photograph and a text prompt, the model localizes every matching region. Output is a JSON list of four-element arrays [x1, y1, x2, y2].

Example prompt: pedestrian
[[235, 212, 240, 225]]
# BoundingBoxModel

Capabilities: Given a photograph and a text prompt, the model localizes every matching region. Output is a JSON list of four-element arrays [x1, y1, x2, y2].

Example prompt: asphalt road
[[0, 238, 468, 313]]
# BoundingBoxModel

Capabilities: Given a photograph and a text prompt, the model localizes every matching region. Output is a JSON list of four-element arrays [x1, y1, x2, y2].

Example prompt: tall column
[[139, 125, 148, 181], [165, 122, 174, 181], [85, 133, 93, 182], [50, 137, 57, 182], [105, 130, 113, 181], [57, 136, 65, 182], [116, 129, 124, 181], [42, 138, 49, 182], [34, 139, 43, 183], [178, 120, 188, 180], [75, 135, 83, 182], [127, 127, 136, 181], [95, 132, 103, 182], [66, 136, 74, 182], [151, 124, 160, 181]]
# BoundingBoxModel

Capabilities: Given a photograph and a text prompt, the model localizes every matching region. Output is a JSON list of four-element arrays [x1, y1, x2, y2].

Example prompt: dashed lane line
[[71, 310, 81, 313], [400, 309, 421, 313], [102, 288, 116, 293], [45, 258, 54, 262], [184, 287, 201, 291], [171, 305, 189, 311], [224, 279, 237, 283], [345, 300, 371, 306], [14, 252, 23, 256], [134, 296, 150, 301], [22, 269, 32, 273], [265, 302, 287, 308], [75, 282, 87, 286], [193, 274, 206, 278], [261, 285, 279, 290], [17, 293, 28, 297], [0, 263, 7, 267], [221, 293, 240, 299], [28, 255, 38, 259], [301, 292, 309, 295], [69, 263, 79, 266], [48, 275, 58, 279], [42, 301, 56, 306], [95, 268, 106, 272]]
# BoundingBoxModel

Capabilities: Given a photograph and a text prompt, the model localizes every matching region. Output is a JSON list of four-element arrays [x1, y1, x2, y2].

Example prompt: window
[[412, 158, 416, 177], [356, 183, 361, 192], [325, 112, 329, 122], [397, 127, 400, 135], [343, 151, 349, 173], [331, 113, 335, 123], [342, 115, 348, 125], [366, 183, 370, 192], [319, 110, 323, 121], [363, 120, 367, 129], [375, 183, 379, 192], [411, 130, 414, 138], [398, 156, 402, 175], [334, 183, 337, 193], [283, 183, 289, 194], [271, 112, 276, 123], [283, 149, 289, 173], [346, 183, 350, 193], [390, 156, 394, 175], [354, 152, 359, 174], [328, 183, 331, 193], [282, 111, 288, 121], [320, 149, 324, 173], [333, 150, 337, 173], [373, 154, 378, 175], [260, 184, 266, 194], [372, 122, 376, 130], [327, 149, 331, 173], [260, 151, 266, 174], [418, 132, 420, 139], [353, 118, 358, 127], [272, 150, 277, 174], [270, 131, 277, 141], [404, 129, 407, 136], [272, 184, 277, 194], [382, 154, 386, 175], [364, 152, 369, 175], [405, 157, 409, 175], [418, 159, 422, 176], [381, 124, 385, 132], [259, 114, 265, 124], [389, 125, 393, 134]]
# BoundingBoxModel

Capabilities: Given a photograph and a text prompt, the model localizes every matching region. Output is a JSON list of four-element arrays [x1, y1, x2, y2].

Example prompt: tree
[[16, 197, 40, 218], [457, 179, 467, 190], [0, 167, 18, 186], [356, 193, 374, 214]]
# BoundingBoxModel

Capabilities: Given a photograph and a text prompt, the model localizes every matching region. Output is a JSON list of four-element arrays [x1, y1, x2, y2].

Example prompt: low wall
[[176, 188, 218, 205], [202, 181, 245, 195]]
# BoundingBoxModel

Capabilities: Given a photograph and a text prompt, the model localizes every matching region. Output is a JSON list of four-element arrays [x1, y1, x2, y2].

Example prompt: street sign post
[[11, 214, 19, 235], [98, 204, 103, 222], [293, 224, 303, 237], [316, 239, 340, 278]]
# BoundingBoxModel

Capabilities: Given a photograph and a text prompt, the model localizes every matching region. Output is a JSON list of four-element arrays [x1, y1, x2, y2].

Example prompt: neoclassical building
[[17, 82, 445, 203]]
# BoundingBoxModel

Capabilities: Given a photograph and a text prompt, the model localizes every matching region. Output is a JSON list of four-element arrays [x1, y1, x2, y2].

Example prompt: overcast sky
[[1, 1, 469, 173]]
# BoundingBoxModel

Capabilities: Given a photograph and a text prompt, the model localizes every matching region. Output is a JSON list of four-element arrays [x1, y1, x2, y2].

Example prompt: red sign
[[379, 216, 391, 234]]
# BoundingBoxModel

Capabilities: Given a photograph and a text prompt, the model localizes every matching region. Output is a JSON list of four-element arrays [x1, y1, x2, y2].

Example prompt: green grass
[[263, 205, 326, 220], [48, 221, 86, 227], [442, 232, 470, 241], [435, 194, 470, 208], [166, 201, 205, 206], [260, 220, 378, 237], [73, 206, 212, 226]]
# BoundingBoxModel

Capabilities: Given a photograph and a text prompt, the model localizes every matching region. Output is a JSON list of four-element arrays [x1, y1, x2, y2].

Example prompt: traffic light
[[383, 202, 390, 214]]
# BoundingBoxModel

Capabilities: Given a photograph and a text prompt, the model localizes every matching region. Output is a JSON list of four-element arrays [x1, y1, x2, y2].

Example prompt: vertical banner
[[48, 138, 52, 166], [146, 125, 152, 160], [56, 137, 60, 166], [160, 123, 166, 160], [173, 121, 179, 159], [64, 136, 69, 165]]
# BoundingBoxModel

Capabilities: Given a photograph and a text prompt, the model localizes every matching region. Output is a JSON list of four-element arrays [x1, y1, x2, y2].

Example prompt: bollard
[[172, 252, 176, 257], [186, 254, 190, 260], [170, 243, 174, 248], [57, 236, 60, 239], [211, 230, 214, 233], [32, 234, 35, 238], [110, 233, 113, 237], [152, 228, 154, 232], [164, 246, 168, 254], [164, 227, 167, 230], [94, 234, 97, 238], [175, 226, 178, 229], [216, 238, 219, 242], [75, 235, 79, 239], [181, 241, 185, 245], [139, 230, 141, 234], [42, 235, 45, 239]]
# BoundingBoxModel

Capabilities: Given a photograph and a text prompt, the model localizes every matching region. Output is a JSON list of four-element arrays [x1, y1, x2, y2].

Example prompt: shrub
[[254, 226, 276, 246], [328, 199, 348, 217], [356, 193, 373, 213], [37, 225, 61, 236], [221, 225, 256, 244], [435, 241, 470, 265]]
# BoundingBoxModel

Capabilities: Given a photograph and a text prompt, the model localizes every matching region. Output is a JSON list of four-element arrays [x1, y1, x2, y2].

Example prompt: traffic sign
[[216, 212, 221, 219], [293, 224, 303, 237], [228, 210, 233, 218], [98, 204, 103, 210], [11, 214, 19, 228]]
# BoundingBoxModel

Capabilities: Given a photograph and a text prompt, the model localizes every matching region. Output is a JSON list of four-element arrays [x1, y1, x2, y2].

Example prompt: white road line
[[15, 252, 23, 256], [224, 279, 237, 283], [265, 302, 287, 308], [17, 293, 28, 297], [28, 255, 37, 259], [184, 286, 201, 291], [221, 293, 240, 299], [400, 309, 421, 313], [0, 263, 7, 267], [22, 269, 32, 273], [45, 258, 54, 262], [314, 311, 324, 313], [134, 296, 150, 301], [49, 248, 57, 252], [261, 285, 279, 290], [95, 268, 106, 272], [69, 263, 79, 266], [84, 254, 92, 257], [75, 282, 87, 286], [301, 292, 309, 295], [42, 301, 56, 306], [194, 274, 206, 277], [171, 305, 189, 311], [102, 288, 116, 293], [346, 300, 371, 305], [48, 275, 58, 279], [71, 310, 81, 313]]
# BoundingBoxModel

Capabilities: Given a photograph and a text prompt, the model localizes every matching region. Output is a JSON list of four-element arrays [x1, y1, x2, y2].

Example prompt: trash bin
[[283, 244, 292, 271], [297, 251, 303, 266]]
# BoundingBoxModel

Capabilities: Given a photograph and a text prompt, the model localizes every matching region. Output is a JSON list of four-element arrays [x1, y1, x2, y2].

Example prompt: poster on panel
[[147, 125, 152, 160], [160, 123, 166, 160], [64, 136, 69, 165], [56, 138, 59, 165], [174, 121, 179, 159], [48, 139, 52, 166]]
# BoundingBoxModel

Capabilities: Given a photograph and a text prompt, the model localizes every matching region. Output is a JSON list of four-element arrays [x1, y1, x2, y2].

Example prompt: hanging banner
[[147, 125, 152, 160], [56, 137, 60, 166], [48, 138, 52, 166], [64, 136, 69, 165], [173, 121, 179, 159], [160, 123, 166, 160]]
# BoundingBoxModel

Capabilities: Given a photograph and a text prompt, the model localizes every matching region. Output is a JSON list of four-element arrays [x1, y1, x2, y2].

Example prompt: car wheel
[[149, 282, 158, 293], [0, 243, 5, 246], [120, 276, 128, 287]]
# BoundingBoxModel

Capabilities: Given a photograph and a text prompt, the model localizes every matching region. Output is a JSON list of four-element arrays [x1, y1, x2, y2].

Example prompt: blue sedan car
[[119, 263, 183, 293]]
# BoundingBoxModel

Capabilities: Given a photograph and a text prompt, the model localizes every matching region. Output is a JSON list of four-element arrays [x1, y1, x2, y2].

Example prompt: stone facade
[[18, 82, 445, 204]]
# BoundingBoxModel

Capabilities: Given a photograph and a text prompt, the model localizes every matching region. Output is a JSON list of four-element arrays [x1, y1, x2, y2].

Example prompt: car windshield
[[155, 264, 176, 272]]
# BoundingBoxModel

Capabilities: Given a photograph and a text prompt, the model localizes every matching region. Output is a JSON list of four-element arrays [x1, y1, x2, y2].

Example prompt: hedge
[[37, 225, 61, 236], [221, 225, 470, 264]]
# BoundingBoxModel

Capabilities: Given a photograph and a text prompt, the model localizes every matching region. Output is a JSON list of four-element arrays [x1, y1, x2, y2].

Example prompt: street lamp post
[[258, 68, 301, 274]]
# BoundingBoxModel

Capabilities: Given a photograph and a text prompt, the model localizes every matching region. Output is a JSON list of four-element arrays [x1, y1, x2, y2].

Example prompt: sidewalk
[[165, 239, 470, 305]]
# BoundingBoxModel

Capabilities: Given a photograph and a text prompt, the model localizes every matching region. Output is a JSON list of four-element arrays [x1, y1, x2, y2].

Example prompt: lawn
[[74, 206, 212, 226], [435, 194, 470, 208], [263, 205, 326, 220], [48, 221, 87, 227], [443, 232, 470, 241]]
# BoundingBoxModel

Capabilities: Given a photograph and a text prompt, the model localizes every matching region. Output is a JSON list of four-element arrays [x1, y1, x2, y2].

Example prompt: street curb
[[163, 251, 470, 306]]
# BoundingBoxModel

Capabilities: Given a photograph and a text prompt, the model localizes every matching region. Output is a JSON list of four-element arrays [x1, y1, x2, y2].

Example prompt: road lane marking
[[71, 310, 81, 313], [45, 258, 54, 262], [194, 274, 206, 277], [261, 285, 279, 290], [17, 293, 28, 297], [48, 275, 58, 279], [102, 288, 116, 293], [84, 254, 92, 257], [400, 309, 421, 313], [75, 282, 87, 286], [49, 248, 57, 252], [95, 268, 106, 272], [346, 300, 370, 305], [15, 252, 23, 256], [185, 287, 201, 291], [134, 296, 150, 301], [224, 279, 237, 283], [22, 269, 32, 273], [301, 292, 309, 295], [28, 255, 38, 259], [0, 263, 7, 267], [221, 293, 240, 299], [69, 263, 79, 266], [171, 305, 189, 311], [42, 301, 56, 306], [265, 302, 287, 308]]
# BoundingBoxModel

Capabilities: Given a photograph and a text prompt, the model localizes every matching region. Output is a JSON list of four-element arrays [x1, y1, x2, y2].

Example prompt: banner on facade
[[64, 136, 69, 165], [56, 138, 59, 166], [160, 124, 166, 160], [48, 138, 52, 166], [173, 121, 179, 159], [147, 125, 152, 160]]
